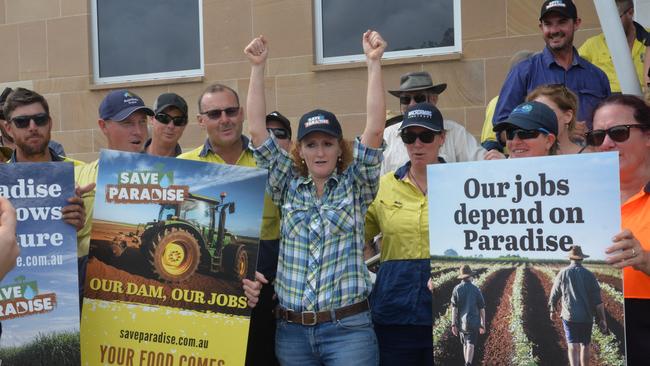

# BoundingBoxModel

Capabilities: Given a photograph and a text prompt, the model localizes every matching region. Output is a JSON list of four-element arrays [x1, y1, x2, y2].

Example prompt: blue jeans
[[275, 310, 379, 366]]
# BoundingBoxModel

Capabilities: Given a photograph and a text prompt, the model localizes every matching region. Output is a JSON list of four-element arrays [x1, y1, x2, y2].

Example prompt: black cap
[[297, 109, 342, 141], [266, 111, 292, 135], [154, 93, 188, 116], [399, 102, 444, 132], [540, 0, 577, 20], [494, 101, 558, 135]]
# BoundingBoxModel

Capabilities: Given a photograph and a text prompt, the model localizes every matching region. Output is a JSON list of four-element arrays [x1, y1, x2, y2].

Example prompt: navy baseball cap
[[266, 111, 292, 135], [494, 101, 558, 135], [297, 109, 342, 140], [540, 0, 577, 20], [154, 93, 188, 116], [99, 89, 154, 121], [399, 102, 444, 132]]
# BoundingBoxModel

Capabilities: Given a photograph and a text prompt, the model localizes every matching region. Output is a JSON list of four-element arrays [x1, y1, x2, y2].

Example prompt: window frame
[[90, 0, 205, 85], [313, 0, 462, 65]]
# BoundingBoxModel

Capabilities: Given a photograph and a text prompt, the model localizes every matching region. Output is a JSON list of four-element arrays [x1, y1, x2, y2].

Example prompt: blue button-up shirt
[[493, 46, 611, 130]]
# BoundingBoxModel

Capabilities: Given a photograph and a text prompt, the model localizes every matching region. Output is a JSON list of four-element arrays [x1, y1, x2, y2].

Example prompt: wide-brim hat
[[493, 101, 558, 135], [458, 264, 476, 279], [388, 71, 447, 97], [568, 245, 589, 260]]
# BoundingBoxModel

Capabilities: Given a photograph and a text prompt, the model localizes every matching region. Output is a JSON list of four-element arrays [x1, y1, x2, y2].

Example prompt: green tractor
[[113, 192, 254, 283]]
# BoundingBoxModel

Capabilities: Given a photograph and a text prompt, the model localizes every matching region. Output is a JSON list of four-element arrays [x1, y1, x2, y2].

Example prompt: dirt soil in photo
[[435, 268, 514, 366], [85, 221, 249, 316]]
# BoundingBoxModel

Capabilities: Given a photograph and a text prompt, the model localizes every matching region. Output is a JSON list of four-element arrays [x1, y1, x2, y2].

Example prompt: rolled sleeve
[[251, 136, 293, 207], [350, 137, 385, 207]]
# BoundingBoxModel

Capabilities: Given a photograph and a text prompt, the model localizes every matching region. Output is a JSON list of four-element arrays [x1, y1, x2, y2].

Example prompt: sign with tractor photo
[[81, 150, 268, 366]]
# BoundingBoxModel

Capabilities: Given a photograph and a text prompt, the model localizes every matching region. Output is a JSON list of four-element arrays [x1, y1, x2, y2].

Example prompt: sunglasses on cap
[[267, 127, 290, 140], [200, 107, 240, 120], [10, 113, 50, 129], [505, 128, 549, 140], [399, 94, 428, 105], [400, 129, 440, 144], [585, 124, 647, 146], [155, 113, 188, 126]]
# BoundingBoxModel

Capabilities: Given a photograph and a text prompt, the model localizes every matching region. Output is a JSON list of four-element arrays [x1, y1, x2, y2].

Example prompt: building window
[[91, 0, 204, 85], [314, 0, 461, 65]]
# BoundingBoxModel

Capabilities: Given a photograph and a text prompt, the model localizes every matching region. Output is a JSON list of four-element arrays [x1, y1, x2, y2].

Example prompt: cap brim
[[266, 115, 291, 130], [493, 117, 541, 132], [112, 106, 155, 121], [155, 103, 187, 116], [569, 254, 589, 260], [389, 83, 447, 97], [298, 127, 340, 141], [399, 122, 443, 132]]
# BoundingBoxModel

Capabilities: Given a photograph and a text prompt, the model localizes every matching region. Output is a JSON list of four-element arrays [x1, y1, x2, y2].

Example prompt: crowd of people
[[0, 0, 649, 365]]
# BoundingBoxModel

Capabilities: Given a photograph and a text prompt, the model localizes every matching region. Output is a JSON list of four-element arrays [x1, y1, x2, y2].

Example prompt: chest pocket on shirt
[[282, 203, 308, 238], [321, 197, 355, 235]]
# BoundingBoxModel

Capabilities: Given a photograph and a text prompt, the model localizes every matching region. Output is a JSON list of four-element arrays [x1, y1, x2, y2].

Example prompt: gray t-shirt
[[549, 262, 602, 323], [451, 280, 485, 332]]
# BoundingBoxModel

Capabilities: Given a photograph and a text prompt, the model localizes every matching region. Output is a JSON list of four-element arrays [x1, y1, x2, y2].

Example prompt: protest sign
[[0, 162, 79, 364], [81, 150, 267, 366], [428, 153, 625, 365]]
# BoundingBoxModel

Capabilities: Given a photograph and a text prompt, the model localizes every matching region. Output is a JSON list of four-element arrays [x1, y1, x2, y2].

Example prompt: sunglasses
[[267, 127, 290, 140], [399, 94, 428, 105], [155, 113, 188, 126], [10, 113, 50, 129], [400, 129, 439, 144], [200, 107, 240, 120], [505, 128, 549, 140], [585, 124, 646, 146]]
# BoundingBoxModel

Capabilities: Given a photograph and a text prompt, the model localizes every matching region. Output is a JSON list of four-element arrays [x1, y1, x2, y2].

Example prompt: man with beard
[[492, 0, 610, 131], [0, 87, 65, 160], [4, 87, 92, 310], [4, 88, 87, 231]]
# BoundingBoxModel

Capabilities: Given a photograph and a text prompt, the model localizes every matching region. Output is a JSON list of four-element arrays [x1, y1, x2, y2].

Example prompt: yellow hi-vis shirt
[[74, 159, 98, 257], [177, 138, 281, 241], [365, 166, 430, 262], [579, 22, 648, 93]]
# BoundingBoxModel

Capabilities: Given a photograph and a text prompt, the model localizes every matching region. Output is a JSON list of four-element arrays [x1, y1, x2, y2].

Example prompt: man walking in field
[[451, 264, 486, 366], [549, 245, 608, 366]]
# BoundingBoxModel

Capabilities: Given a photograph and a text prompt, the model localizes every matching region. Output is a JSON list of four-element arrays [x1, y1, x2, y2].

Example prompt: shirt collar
[[199, 135, 250, 158], [634, 21, 648, 43], [542, 46, 582, 68], [393, 158, 446, 180], [10, 147, 63, 163], [142, 138, 183, 157]]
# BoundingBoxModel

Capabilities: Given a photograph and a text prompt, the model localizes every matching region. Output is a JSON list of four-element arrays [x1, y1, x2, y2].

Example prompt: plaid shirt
[[253, 136, 384, 312]]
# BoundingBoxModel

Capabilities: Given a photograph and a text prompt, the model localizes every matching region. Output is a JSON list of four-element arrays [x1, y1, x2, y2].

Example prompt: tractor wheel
[[222, 244, 249, 281], [146, 227, 201, 282]]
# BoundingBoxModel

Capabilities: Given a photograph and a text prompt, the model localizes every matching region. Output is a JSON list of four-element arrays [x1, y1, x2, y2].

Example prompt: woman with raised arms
[[242, 31, 387, 365]]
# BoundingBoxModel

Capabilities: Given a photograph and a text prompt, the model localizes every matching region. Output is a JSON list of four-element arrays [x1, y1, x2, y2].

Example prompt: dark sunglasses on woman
[[585, 124, 647, 146], [155, 113, 188, 127], [504, 128, 549, 140], [400, 129, 440, 144]]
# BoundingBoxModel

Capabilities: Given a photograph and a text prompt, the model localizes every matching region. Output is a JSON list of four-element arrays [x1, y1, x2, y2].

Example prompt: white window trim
[[90, 0, 205, 85], [314, 0, 462, 65]]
